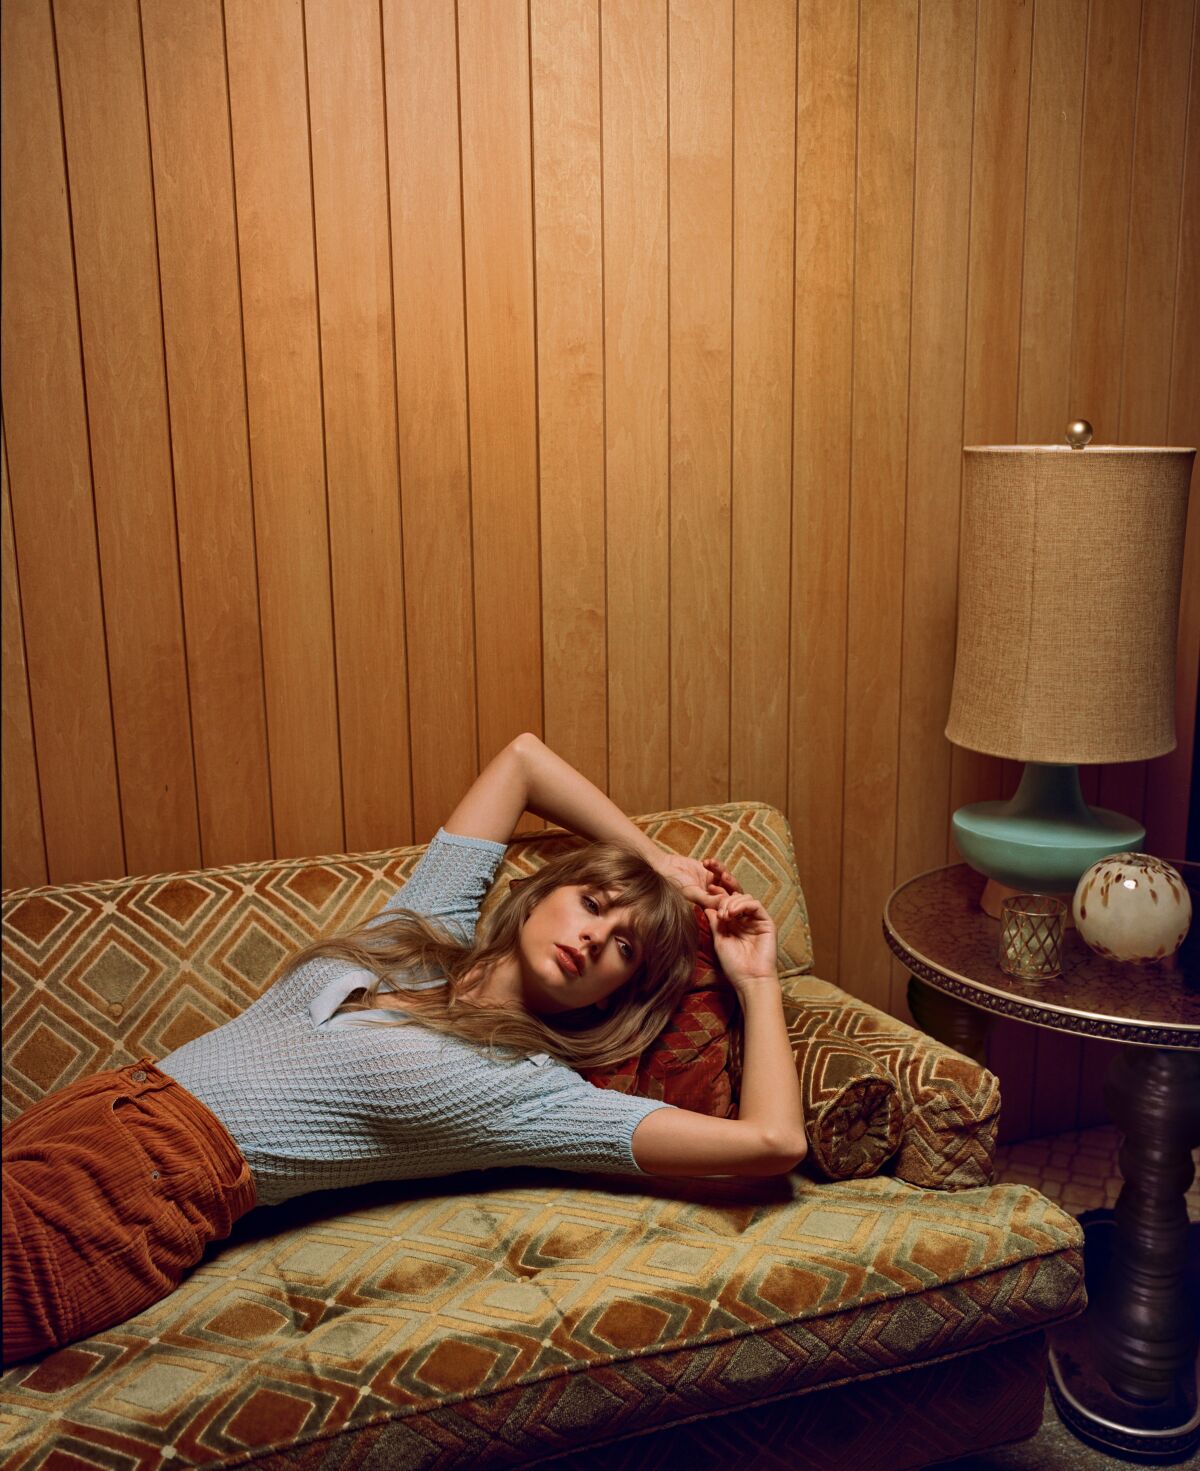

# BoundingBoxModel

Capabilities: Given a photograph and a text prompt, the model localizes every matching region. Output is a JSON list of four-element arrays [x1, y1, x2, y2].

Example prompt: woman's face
[[517, 883, 645, 1016]]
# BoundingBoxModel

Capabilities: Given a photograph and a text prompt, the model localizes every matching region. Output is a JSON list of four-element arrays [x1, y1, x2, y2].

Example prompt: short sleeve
[[486, 1058, 675, 1176], [374, 828, 508, 943]]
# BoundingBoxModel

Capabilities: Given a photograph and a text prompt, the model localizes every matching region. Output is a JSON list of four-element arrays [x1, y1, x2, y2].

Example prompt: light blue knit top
[[159, 829, 671, 1207]]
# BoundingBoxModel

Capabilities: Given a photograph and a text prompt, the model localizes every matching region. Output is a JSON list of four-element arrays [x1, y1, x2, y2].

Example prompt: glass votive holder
[[999, 895, 1066, 980]]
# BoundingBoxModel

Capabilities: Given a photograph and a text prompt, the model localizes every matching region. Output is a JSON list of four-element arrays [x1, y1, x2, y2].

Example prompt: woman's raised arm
[[630, 891, 807, 1178], [443, 734, 723, 908]]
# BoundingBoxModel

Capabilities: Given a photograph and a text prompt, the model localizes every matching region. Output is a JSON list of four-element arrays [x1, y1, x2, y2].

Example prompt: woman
[[2, 733, 806, 1366]]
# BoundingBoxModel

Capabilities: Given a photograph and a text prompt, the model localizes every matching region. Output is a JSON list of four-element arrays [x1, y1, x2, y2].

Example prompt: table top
[[883, 862, 1200, 1049]]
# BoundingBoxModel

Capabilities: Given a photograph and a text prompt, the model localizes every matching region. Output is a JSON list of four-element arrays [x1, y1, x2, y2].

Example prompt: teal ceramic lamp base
[[952, 761, 1144, 918]]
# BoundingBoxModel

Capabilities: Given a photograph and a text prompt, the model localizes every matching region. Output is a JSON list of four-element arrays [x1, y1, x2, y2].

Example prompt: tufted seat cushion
[[0, 1164, 1084, 1469]]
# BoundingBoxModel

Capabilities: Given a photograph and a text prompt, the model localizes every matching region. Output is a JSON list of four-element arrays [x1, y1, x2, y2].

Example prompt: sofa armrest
[[780, 973, 1000, 1190]]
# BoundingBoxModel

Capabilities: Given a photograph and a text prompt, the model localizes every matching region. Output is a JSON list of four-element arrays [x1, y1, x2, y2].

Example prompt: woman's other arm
[[443, 734, 721, 907], [630, 892, 807, 1177]]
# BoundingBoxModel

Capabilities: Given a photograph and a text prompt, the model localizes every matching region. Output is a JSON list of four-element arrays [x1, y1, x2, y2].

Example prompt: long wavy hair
[[279, 841, 698, 1069]]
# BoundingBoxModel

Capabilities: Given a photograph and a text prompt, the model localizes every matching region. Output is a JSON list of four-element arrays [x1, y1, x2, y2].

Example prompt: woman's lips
[[555, 945, 582, 977]]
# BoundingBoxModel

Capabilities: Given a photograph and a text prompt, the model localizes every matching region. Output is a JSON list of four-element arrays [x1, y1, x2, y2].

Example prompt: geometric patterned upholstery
[[466, 1331, 1054, 1471], [781, 997, 904, 1180], [0, 802, 1085, 1470], [781, 976, 1003, 1191]]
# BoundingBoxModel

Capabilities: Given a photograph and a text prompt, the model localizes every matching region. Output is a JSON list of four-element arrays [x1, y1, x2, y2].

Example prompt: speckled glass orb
[[1071, 853, 1192, 964]]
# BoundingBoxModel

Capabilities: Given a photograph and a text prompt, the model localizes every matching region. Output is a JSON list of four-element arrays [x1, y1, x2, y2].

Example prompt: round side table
[[883, 861, 1200, 1465]]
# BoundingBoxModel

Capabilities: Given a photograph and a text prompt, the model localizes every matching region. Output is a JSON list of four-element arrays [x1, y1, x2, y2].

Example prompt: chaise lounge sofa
[[0, 801, 1085, 1470]]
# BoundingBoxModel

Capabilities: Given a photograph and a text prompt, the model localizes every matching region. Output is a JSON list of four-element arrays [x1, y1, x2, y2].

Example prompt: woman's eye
[[619, 941, 633, 961], [582, 894, 599, 913]]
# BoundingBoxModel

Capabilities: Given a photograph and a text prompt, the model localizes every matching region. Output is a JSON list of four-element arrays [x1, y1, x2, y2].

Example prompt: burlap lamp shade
[[944, 438, 1195, 916]]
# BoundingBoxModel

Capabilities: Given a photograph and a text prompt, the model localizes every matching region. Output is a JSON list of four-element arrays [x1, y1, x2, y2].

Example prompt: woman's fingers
[[712, 893, 761, 927], [703, 858, 741, 895]]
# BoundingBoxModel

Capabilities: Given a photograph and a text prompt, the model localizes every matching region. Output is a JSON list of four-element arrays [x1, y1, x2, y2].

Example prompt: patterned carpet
[[935, 1124, 1200, 1471]]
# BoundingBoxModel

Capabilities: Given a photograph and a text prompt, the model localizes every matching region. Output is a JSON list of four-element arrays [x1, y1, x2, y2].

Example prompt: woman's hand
[[653, 853, 735, 911], [707, 890, 779, 989], [630, 879, 803, 1178]]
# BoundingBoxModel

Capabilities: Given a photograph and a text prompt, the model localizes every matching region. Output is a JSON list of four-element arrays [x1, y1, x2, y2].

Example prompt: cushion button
[[131, 1070, 147, 1083], [150, 1171, 160, 1181]]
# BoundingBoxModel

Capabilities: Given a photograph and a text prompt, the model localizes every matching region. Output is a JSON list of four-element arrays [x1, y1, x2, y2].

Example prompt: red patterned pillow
[[583, 908, 739, 1118]]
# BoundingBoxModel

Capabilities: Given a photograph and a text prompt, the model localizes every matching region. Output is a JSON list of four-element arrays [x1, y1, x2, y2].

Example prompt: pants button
[[131, 1070, 147, 1083]]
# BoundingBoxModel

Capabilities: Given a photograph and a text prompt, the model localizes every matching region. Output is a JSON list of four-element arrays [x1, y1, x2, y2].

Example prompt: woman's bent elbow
[[510, 731, 543, 761], [761, 1128, 807, 1174]]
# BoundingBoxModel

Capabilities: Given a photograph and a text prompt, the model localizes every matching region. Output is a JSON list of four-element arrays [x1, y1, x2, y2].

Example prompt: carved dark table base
[[1049, 1214, 1199, 1463], [1046, 1047, 1200, 1463]]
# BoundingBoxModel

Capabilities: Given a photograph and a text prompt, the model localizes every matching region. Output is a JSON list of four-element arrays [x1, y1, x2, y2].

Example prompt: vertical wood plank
[[1119, 0, 1192, 444], [225, 0, 343, 860], [1, 0, 124, 883], [990, 1017, 1035, 1143], [458, 0, 544, 765], [55, 0, 201, 878], [1072, 0, 1143, 441], [305, 0, 412, 852], [1071, 0, 1145, 833], [141, 0, 273, 866], [1076, 1035, 1126, 1129], [383, 0, 478, 843], [730, 0, 795, 815], [1, 423, 47, 890], [1122, 0, 1196, 860], [842, 0, 918, 1013], [1018, 0, 1088, 442], [669, 0, 733, 810], [1029, 1022, 1084, 1136], [603, 0, 671, 817], [962, 0, 1033, 442], [531, 0, 606, 788], [893, 0, 976, 1021], [1153, 2, 1200, 861], [950, 0, 1034, 865], [791, 0, 857, 978]]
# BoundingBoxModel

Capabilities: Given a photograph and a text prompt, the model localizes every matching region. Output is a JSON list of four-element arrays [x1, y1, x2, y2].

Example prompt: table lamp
[[944, 423, 1195, 919]]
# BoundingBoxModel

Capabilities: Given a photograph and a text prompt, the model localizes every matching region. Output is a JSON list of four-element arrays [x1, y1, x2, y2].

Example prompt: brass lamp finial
[[1066, 419, 1093, 449]]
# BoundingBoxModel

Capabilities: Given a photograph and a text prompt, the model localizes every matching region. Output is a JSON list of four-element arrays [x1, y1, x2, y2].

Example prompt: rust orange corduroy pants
[[2, 1059, 256, 1366]]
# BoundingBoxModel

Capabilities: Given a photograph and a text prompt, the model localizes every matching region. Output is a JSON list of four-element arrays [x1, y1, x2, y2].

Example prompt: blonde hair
[[280, 840, 698, 1069]]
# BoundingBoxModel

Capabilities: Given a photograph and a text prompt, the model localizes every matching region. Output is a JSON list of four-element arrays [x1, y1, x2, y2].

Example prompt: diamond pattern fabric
[[781, 1000, 903, 1179], [779, 977, 1001, 1190]]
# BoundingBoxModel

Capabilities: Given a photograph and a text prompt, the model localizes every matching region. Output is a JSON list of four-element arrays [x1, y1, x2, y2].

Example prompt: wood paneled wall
[[3, 0, 1197, 1141]]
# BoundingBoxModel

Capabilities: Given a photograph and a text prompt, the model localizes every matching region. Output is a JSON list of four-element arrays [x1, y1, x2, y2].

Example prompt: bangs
[[607, 878, 670, 951], [566, 852, 688, 962]]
